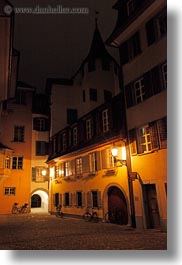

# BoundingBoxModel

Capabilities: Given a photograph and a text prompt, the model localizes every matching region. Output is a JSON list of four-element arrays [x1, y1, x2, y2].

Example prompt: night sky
[[10, 0, 119, 92]]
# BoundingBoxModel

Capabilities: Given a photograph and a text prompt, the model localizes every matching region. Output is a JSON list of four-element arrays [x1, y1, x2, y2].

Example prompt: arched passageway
[[31, 190, 48, 213]]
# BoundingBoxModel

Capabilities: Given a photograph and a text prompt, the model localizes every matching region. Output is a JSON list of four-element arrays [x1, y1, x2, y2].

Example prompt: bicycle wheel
[[56, 212, 63, 218], [92, 213, 99, 223], [105, 212, 110, 223], [11, 207, 18, 214], [83, 212, 91, 222]]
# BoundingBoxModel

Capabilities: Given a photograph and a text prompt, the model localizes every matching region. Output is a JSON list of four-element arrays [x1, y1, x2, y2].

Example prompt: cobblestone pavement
[[0, 213, 167, 250]]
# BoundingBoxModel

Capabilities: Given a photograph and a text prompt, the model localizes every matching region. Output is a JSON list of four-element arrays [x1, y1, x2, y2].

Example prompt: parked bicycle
[[11, 202, 29, 214], [83, 206, 99, 223], [55, 204, 63, 218]]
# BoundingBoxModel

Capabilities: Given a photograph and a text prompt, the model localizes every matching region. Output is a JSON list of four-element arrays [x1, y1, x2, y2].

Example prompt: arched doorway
[[107, 186, 128, 225], [31, 194, 41, 208], [31, 190, 48, 213]]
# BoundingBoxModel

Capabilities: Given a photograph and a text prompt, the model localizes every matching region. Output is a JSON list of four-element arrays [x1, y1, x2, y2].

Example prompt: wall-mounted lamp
[[111, 146, 127, 167], [41, 169, 47, 177]]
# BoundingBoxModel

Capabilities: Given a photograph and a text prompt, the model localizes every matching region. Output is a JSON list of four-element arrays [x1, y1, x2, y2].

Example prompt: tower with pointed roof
[[49, 21, 121, 136]]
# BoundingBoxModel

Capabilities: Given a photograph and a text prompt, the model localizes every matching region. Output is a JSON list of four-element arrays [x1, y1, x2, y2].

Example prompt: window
[[146, 9, 167, 46], [92, 191, 98, 208], [86, 119, 92, 140], [76, 191, 83, 207], [5, 156, 10, 169], [90, 152, 99, 172], [102, 109, 109, 132], [64, 192, 71, 207], [138, 126, 152, 153], [4, 187, 16, 195], [102, 58, 110, 71], [127, 0, 135, 16], [67, 109, 77, 125], [73, 127, 78, 146], [104, 90, 112, 102], [76, 157, 82, 175], [120, 31, 141, 64], [89, 88, 97, 101], [12, 157, 23, 169], [14, 126, 24, 142], [134, 77, 145, 103], [14, 90, 26, 105], [36, 141, 48, 156], [101, 148, 114, 169], [88, 60, 95, 72], [33, 118, 49, 131]]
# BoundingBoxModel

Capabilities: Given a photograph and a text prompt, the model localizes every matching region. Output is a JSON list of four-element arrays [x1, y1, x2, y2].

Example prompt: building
[[47, 92, 132, 224], [0, 82, 49, 214], [47, 22, 139, 226], [106, 0, 167, 230]]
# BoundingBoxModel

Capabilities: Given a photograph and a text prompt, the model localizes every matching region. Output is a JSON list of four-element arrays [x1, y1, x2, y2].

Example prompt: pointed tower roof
[[85, 20, 113, 63]]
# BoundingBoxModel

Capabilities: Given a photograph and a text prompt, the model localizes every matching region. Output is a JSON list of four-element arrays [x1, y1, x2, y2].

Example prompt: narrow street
[[0, 213, 167, 250]]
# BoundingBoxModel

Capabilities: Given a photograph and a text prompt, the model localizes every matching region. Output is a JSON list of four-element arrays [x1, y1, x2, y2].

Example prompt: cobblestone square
[[0, 214, 167, 250]]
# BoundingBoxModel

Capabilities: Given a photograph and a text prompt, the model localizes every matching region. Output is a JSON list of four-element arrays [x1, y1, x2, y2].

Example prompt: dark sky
[[10, 0, 119, 92]]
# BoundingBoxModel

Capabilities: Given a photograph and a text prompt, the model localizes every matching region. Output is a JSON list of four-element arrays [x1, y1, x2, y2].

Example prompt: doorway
[[31, 194, 41, 208], [143, 184, 160, 229], [107, 186, 128, 225]]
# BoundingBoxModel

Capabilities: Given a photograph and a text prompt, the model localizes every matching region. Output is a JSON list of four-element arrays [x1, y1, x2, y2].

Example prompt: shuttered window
[[157, 117, 167, 149], [86, 190, 102, 209]]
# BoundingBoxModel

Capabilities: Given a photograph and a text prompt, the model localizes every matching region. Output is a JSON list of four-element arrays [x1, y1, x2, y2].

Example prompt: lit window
[[5, 156, 10, 169], [12, 157, 23, 169], [4, 187, 16, 195], [134, 77, 145, 103], [14, 126, 24, 142], [138, 126, 152, 153], [102, 109, 109, 132], [76, 158, 82, 175]]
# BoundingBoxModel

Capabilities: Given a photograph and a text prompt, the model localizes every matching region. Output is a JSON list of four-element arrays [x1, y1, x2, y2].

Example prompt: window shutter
[[151, 65, 163, 94], [82, 155, 90, 173], [143, 71, 153, 99], [53, 194, 56, 206], [157, 117, 167, 149], [59, 193, 62, 206], [63, 193, 66, 206], [70, 160, 75, 175], [69, 193, 72, 206], [0, 154, 3, 168], [101, 149, 111, 169], [32, 167, 36, 181], [87, 191, 92, 207], [149, 122, 159, 150], [125, 83, 134, 108], [146, 18, 156, 46], [128, 129, 137, 155], [97, 191, 102, 209], [96, 151, 101, 170], [82, 192, 85, 207]]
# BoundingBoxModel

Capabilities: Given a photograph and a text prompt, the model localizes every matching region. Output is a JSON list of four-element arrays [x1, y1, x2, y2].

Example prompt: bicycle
[[83, 206, 99, 223], [55, 204, 63, 218], [11, 202, 29, 214]]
